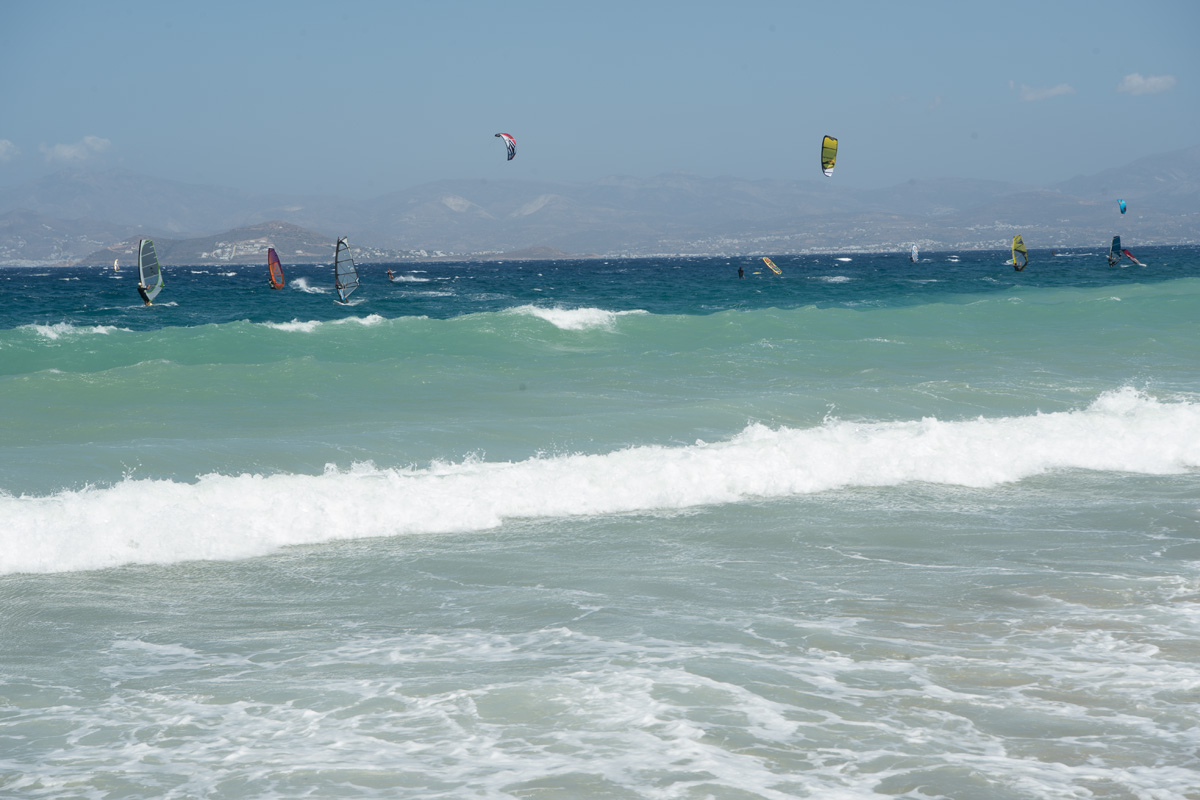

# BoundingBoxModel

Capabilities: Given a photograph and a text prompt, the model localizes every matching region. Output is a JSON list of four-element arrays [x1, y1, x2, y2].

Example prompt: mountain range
[[1, 146, 1197, 266]]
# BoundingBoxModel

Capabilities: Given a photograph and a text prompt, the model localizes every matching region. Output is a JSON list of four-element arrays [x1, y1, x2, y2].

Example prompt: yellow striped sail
[[821, 135, 838, 177]]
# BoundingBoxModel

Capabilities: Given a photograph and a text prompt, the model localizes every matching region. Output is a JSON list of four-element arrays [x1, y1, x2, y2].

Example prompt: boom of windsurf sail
[[820, 135, 838, 177], [1107, 236, 1122, 267], [762, 256, 781, 274], [333, 237, 359, 303], [137, 239, 163, 303], [267, 247, 285, 289], [495, 132, 516, 161], [1011, 235, 1028, 271]]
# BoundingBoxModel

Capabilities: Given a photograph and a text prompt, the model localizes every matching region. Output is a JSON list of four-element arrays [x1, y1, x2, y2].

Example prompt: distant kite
[[820, 135, 838, 177], [495, 132, 516, 161], [1118, 198, 1127, 214]]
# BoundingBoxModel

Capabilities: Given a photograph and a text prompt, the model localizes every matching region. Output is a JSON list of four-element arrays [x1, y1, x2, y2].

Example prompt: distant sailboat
[[267, 247, 285, 289], [333, 237, 360, 304], [910, 245, 919, 263], [137, 239, 163, 305], [1010, 235, 1028, 271]]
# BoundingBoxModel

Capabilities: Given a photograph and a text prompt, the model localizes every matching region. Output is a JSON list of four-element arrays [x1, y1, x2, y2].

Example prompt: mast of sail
[[1011, 235, 1028, 271], [138, 239, 163, 302], [267, 247, 285, 289], [334, 237, 360, 303]]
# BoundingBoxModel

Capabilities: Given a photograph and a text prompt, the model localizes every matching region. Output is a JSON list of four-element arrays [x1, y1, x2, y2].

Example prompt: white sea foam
[[3, 388, 1197, 576], [816, 275, 852, 283], [509, 305, 647, 331], [835, 257, 853, 262], [22, 322, 126, 340], [290, 277, 327, 294], [261, 319, 322, 333], [333, 313, 386, 326], [389, 273, 430, 282]]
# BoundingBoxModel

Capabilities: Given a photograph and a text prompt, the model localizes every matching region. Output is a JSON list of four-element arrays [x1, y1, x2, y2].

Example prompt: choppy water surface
[[2, 249, 1198, 798]]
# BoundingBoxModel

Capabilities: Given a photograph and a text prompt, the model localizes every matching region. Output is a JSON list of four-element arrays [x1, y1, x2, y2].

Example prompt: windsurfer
[[738, 266, 744, 279], [137, 282, 151, 306], [387, 269, 394, 281]]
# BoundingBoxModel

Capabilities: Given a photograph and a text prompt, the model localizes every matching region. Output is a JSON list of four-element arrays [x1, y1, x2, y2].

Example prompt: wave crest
[[2, 388, 1196, 575]]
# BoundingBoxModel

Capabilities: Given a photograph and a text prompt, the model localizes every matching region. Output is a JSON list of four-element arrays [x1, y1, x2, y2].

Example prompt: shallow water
[[2, 249, 1198, 798]]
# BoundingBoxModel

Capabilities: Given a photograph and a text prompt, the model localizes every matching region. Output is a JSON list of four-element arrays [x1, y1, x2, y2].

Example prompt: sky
[[1, 0, 1197, 199]]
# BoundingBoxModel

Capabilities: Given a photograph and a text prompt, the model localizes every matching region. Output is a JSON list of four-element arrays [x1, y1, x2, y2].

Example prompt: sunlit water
[[2, 249, 1198, 798]]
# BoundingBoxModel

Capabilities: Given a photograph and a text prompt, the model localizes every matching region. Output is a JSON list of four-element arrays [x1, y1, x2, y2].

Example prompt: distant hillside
[[78, 221, 338, 266], [1054, 145, 1200, 202], [0, 210, 144, 266], [3, 144, 1198, 265]]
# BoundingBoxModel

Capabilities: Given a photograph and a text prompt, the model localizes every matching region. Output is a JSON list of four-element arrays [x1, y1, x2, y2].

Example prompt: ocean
[[2, 248, 1199, 799]]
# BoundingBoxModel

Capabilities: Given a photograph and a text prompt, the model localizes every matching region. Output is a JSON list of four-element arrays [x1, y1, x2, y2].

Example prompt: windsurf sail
[[333, 237, 359, 303], [137, 239, 163, 304], [1107, 236, 1122, 267], [495, 132, 516, 161], [113, 258, 119, 273], [820, 135, 838, 177], [1011, 235, 1028, 271], [1122, 248, 1143, 266], [267, 247, 285, 289], [910, 245, 919, 263], [762, 256, 781, 274], [1118, 199, 1127, 214]]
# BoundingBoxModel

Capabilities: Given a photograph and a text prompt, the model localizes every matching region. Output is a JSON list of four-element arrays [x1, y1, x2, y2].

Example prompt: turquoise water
[[2, 249, 1199, 798]]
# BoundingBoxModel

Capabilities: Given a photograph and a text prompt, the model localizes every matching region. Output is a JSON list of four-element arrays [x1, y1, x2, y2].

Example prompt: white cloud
[[39, 135, 111, 163], [1116, 73, 1176, 95], [0, 139, 17, 162], [1019, 83, 1076, 102]]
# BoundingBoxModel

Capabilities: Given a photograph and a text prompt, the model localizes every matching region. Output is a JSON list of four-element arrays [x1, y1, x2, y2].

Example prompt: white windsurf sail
[[334, 237, 359, 303], [137, 239, 163, 304], [910, 245, 919, 263]]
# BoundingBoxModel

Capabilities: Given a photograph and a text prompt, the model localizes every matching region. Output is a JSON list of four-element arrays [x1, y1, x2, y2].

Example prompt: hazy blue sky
[[1, 0, 1196, 197]]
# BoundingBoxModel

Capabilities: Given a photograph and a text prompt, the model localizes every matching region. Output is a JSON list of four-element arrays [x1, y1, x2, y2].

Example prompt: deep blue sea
[[2, 248, 1199, 798]]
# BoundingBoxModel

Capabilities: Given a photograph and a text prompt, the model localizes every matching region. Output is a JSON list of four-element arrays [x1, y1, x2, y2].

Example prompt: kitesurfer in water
[[137, 282, 151, 306], [738, 265, 744, 279], [387, 269, 394, 281]]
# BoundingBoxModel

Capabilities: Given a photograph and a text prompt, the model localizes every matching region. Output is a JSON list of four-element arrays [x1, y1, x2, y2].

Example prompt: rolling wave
[[4, 388, 1195, 575]]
